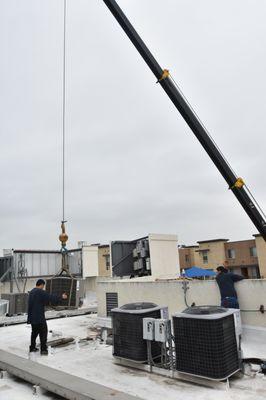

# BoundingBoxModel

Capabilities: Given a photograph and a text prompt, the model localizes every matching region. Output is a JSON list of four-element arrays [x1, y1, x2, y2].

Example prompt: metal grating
[[112, 303, 162, 363], [173, 314, 239, 380], [46, 277, 77, 308], [1, 293, 28, 315], [106, 292, 118, 316]]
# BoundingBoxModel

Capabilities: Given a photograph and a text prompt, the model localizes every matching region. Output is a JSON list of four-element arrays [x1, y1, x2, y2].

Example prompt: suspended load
[[46, 222, 78, 309]]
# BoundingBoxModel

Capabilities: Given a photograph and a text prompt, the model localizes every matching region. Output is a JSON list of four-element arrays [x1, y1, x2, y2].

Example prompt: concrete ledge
[[0, 350, 143, 400], [0, 306, 97, 327], [97, 317, 112, 329]]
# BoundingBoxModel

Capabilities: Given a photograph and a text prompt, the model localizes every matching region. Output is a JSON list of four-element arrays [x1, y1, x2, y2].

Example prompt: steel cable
[[62, 0, 67, 223]]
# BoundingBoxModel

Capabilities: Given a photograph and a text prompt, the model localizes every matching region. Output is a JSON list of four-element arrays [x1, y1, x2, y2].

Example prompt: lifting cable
[[58, 0, 69, 256], [62, 0, 67, 226], [59, 0, 74, 308], [58, 0, 69, 258]]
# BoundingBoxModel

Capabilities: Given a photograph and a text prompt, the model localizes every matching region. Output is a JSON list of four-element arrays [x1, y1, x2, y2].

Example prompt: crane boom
[[103, 0, 266, 240]]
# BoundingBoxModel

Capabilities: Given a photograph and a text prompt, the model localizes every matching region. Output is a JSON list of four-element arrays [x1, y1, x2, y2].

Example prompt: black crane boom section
[[102, 0, 266, 240]]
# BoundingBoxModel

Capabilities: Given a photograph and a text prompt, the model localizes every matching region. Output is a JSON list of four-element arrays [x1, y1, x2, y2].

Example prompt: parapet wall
[[96, 278, 266, 328]]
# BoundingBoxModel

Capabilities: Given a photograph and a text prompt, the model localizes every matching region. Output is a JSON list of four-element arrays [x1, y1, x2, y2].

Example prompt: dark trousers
[[30, 322, 48, 351], [221, 297, 239, 309]]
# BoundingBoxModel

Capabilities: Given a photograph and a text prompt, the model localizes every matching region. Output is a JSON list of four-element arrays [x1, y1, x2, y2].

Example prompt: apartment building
[[79, 242, 111, 278], [253, 234, 266, 278], [98, 245, 111, 277], [179, 237, 263, 278]]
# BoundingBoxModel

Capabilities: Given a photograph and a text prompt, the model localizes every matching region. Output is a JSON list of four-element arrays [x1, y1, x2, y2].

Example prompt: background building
[[253, 235, 266, 278], [179, 237, 262, 278], [111, 234, 180, 279], [0, 244, 111, 296], [78, 242, 111, 279]]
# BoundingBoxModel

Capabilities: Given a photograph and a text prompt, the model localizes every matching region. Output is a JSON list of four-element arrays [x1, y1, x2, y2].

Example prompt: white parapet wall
[[82, 245, 99, 278], [96, 278, 266, 328], [148, 233, 180, 278], [0, 277, 37, 296]]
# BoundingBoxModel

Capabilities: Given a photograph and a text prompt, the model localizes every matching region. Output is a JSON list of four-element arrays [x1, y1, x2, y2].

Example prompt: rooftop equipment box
[[1, 293, 28, 315], [112, 302, 163, 362], [173, 306, 240, 380], [0, 299, 9, 316], [111, 234, 180, 278], [46, 276, 77, 309]]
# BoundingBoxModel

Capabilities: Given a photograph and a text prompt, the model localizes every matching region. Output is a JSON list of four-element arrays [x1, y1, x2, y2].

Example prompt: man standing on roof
[[27, 279, 67, 355], [216, 266, 244, 309]]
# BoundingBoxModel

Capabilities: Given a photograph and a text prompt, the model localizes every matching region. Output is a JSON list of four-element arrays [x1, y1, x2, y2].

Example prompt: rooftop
[[179, 245, 199, 249], [0, 315, 266, 400], [197, 239, 229, 244]]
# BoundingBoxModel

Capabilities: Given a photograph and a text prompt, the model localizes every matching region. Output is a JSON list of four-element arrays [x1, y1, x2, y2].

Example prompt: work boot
[[40, 349, 48, 356], [29, 347, 38, 352]]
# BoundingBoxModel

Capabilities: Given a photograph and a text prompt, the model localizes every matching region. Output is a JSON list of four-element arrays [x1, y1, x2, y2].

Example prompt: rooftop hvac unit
[[173, 306, 241, 380], [136, 239, 149, 254], [133, 248, 138, 258], [146, 258, 151, 270], [140, 248, 147, 258], [112, 302, 164, 362], [144, 240, 149, 251], [46, 276, 77, 309], [1, 293, 28, 315], [133, 260, 139, 271], [0, 299, 9, 316], [133, 259, 143, 271], [136, 241, 142, 253]]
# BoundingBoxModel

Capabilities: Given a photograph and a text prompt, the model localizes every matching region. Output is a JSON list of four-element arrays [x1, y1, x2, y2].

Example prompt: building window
[[241, 267, 249, 279], [185, 254, 190, 263], [250, 246, 257, 257], [227, 249, 236, 259], [202, 251, 208, 264], [105, 254, 110, 270], [250, 266, 260, 278]]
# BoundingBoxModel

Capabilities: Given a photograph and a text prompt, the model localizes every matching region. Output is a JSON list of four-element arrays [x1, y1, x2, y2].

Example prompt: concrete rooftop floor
[[0, 315, 266, 400]]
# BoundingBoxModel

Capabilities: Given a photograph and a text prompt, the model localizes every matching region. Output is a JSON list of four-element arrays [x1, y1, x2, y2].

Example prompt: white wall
[[96, 278, 266, 328], [0, 278, 39, 295], [82, 246, 99, 277], [13, 252, 62, 277], [149, 234, 180, 278], [11, 251, 82, 278]]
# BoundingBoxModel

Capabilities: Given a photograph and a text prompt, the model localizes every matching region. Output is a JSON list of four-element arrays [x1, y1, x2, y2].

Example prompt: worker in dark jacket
[[27, 279, 67, 355], [216, 266, 244, 309]]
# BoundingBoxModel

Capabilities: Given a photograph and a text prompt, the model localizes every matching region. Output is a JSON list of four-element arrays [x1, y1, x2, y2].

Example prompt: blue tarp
[[183, 266, 216, 278]]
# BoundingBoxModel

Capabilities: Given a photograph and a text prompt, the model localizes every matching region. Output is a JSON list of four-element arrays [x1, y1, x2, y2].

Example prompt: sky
[[0, 0, 266, 252]]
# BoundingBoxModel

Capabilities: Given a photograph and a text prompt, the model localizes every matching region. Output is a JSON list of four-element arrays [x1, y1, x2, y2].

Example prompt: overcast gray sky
[[0, 0, 265, 252]]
